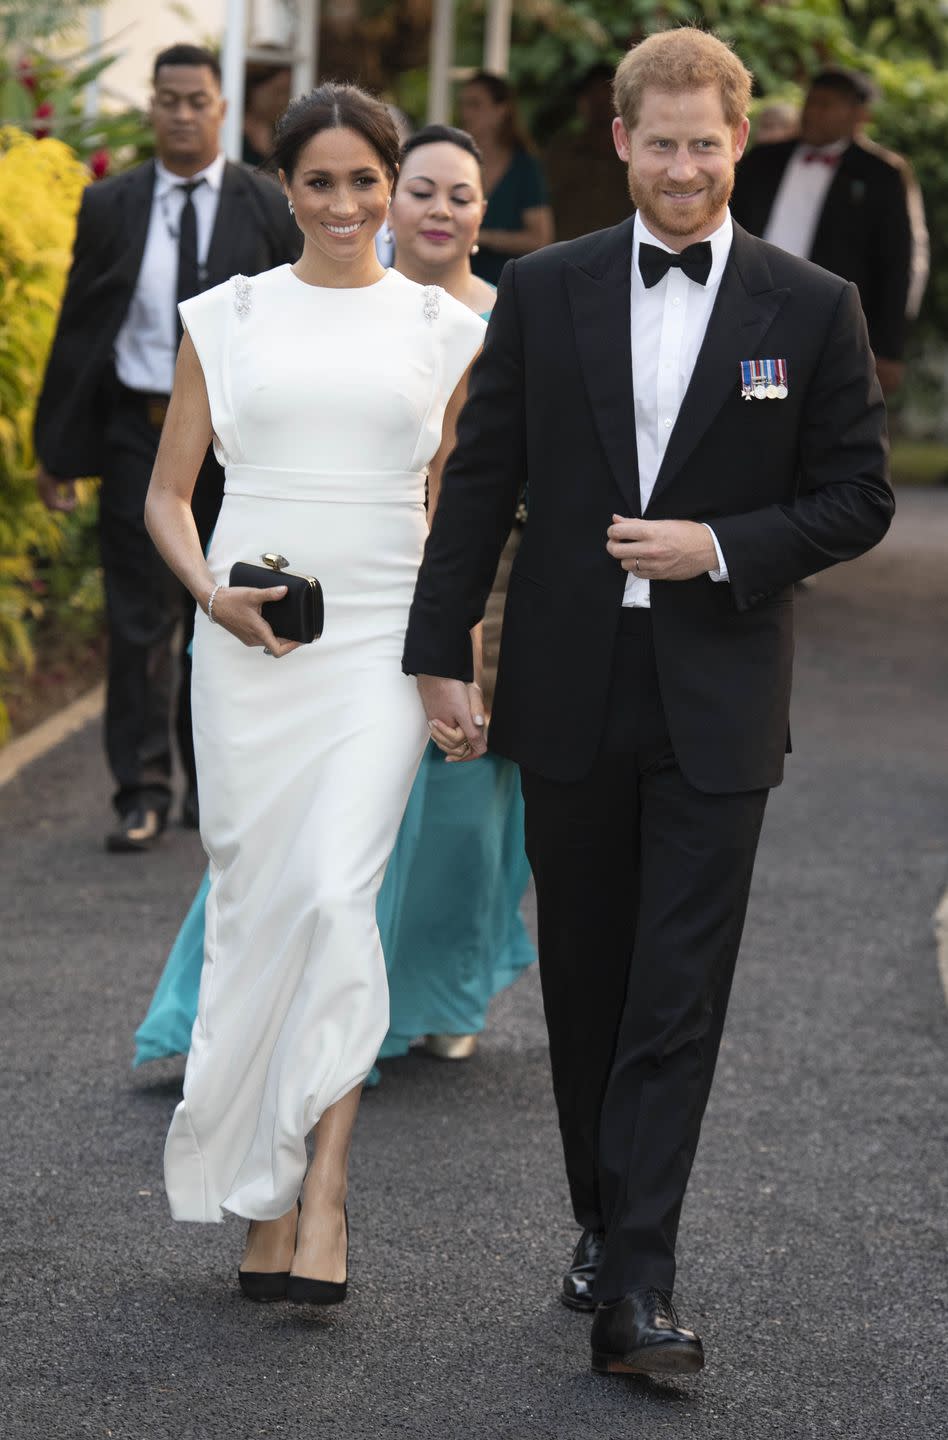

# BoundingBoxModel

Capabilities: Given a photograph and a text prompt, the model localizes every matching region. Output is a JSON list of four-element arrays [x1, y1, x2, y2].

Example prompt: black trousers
[[99, 387, 223, 817], [520, 609, 768, 1300]]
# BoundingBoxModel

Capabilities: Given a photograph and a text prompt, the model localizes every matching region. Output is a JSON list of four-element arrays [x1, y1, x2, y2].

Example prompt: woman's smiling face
[[281, 126, 393, 265], [388, 141, 486, 272]]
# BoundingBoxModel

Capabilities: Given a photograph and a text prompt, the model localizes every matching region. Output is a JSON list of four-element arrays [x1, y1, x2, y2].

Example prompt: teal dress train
[[135, 741, 533, 1072]]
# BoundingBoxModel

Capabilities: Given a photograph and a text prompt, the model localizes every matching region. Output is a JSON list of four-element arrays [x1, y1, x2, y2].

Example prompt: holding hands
[[607, 515, 718, 581], [417, 677, 487, 763], [208, 584, 302, 659]]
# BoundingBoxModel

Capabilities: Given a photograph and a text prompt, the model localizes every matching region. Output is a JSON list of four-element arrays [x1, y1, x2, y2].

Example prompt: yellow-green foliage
[[0, 127, 93, 740]]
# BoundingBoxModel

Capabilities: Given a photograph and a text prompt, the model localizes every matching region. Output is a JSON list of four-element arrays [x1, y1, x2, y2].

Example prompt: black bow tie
[[638, 240, 713, 289]]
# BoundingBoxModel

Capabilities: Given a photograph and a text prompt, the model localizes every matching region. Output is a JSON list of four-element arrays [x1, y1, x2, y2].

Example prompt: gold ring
[[634, 558, 640, 573]]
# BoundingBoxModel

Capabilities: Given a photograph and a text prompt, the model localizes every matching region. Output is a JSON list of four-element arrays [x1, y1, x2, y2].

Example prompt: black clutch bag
[[228, 553, 324, 644]]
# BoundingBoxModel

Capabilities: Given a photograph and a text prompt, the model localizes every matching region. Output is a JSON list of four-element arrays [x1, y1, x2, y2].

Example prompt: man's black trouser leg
[[520, 611, 768, 1295], [100, 399, 223, 817], [100, 403, 174, 819]]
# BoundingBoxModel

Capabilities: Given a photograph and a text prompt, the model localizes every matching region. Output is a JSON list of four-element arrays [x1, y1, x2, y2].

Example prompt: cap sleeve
[[177, 279, 239, 465]]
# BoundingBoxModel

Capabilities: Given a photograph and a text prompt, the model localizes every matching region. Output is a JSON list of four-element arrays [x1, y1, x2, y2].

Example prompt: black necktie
[[175, 179, 205, 337], [638, 240, 713, 289]]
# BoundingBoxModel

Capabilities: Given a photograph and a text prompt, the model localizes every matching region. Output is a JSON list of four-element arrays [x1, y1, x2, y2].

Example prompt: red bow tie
[[803, 149, 840, 167]]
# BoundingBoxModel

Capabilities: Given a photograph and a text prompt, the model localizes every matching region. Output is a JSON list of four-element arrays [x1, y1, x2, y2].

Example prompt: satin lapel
[[646, 224, 789, 512], [117, 160, 156, 288], [565, 218, 641, 516], [205, 163, 249, 285]]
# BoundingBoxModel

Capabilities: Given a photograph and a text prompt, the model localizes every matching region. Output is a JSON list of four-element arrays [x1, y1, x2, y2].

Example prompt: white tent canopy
[[220, 0, 514, 158]]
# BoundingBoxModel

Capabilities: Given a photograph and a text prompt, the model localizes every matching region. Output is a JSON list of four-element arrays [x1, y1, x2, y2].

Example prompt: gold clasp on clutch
[[261, 553, 289, 572]]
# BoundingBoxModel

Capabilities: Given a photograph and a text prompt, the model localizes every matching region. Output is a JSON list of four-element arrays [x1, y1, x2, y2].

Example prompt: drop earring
[[287, 199, 295, 216], [471, 241, 480, 255]]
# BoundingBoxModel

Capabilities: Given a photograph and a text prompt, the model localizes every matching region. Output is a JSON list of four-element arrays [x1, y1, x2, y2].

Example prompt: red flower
[[17, 57, 36, 92], [89, 148, 111, 180], [34, 100, 53, 139]]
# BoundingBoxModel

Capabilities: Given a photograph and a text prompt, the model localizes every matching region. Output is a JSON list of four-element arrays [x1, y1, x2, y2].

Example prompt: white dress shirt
[[624, 209, 732, 608], [114, 152, 226, 394], [762, 139, 848, 260]]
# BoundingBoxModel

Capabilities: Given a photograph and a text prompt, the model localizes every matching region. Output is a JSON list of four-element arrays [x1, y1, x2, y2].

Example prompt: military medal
[[740, 359, 756, 401], [741, 357, 789, 400]]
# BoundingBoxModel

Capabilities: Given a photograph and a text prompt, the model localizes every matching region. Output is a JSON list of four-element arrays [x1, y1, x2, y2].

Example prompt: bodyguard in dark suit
[[35, 43, 299, 851], [731, 67, 915, 396], [404, 31, 893, 1376]]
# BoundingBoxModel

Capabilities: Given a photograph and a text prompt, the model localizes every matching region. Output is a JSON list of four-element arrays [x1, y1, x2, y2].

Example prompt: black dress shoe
[[180, 786, 200, 830], [286, 1205, 348, 1306], [561, 1228, 604, 1312], [105, 808, 165, 853], [591, 1289, 705, 1377]]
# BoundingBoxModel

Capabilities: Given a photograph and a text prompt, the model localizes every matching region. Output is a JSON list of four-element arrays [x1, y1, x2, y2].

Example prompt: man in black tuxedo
[[35, 44, 299, 851], [403, 29, 893, 1376], [731, 67, 915, 396]]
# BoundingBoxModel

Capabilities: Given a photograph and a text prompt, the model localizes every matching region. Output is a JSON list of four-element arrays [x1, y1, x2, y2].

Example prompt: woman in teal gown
[[135, 125, 535, 1076]]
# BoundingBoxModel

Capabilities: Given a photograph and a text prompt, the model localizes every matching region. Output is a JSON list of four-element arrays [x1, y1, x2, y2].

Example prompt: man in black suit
[[35, 44, 299, 851], [731, 67, 915, 396], [403, 29, 893, 1376]]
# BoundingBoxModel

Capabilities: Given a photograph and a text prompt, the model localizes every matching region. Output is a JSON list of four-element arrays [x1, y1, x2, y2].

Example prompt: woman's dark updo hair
[[268, 82, 401, 181], [400, 123, 482, 168]]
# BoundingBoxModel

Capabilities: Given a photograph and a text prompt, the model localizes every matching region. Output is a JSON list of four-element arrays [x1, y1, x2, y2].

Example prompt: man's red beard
[[627, 168, 735, 238]]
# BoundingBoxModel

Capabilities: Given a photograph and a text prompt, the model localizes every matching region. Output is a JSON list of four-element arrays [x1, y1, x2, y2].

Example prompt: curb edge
[[0, 683, 105, 790]]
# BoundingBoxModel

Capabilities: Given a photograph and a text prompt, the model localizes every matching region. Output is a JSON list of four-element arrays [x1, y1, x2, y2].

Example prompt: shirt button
[[664, 418, 672, 428], [672, 297, 681, 307]]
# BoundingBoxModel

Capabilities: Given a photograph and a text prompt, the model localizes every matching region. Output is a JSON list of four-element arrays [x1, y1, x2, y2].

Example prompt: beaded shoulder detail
[[422, 285, 441, 323], [233, 274, 253, 318]]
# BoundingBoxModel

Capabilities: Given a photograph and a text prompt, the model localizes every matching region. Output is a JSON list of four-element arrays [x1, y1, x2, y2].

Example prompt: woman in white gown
[[144, 84, 485, 1303]]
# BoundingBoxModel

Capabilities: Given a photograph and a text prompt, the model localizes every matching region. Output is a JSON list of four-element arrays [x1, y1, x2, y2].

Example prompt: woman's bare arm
[[425, 356, 488, 759], [426, 355, 475, 524], [144, 334, 297, 657], [144, 333, 217, 608]]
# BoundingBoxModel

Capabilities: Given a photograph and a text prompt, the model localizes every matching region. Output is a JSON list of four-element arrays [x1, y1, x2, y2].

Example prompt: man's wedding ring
[[634, 557, 640, 572], [263, 646, 273, 656]]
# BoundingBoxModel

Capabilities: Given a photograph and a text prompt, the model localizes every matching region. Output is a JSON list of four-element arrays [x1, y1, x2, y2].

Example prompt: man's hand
[[37, 465, 78, 513], [874, 357, 905, 396], [607, 516, 718, 581], [417, 675, 487, 763]]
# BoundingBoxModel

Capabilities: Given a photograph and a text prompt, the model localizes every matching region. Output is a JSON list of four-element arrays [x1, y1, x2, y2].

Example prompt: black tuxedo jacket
[[402, 218, 893, 793], [731, 139, 913, 362], [34, 159, 301, 477]]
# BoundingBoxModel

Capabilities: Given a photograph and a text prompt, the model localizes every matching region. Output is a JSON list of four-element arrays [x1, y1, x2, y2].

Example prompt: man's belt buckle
[[146, 396, 169, 428]]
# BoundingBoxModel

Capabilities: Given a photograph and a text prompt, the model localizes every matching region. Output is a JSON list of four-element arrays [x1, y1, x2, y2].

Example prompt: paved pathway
[[1, 489, 946, 1439]]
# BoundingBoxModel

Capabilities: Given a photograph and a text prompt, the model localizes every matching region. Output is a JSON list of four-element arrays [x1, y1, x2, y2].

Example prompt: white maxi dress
[[163, 265, 485, 1222]]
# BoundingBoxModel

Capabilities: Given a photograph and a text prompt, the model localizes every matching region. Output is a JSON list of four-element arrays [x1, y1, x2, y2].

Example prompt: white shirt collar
[[155, 151, 227, 197], [632, 208, 733, 289]]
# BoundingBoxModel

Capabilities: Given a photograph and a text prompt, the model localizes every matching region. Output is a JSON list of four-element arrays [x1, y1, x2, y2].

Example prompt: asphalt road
[[1, 488, 946, 1440]]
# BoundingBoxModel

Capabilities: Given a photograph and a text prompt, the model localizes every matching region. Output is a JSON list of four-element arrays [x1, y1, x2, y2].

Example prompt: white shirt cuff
[[703, 524, 729, 582]]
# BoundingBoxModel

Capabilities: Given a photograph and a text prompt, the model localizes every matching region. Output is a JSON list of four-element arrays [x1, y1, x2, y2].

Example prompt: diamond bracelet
[[206, 583, 224, 624]]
